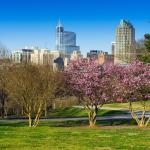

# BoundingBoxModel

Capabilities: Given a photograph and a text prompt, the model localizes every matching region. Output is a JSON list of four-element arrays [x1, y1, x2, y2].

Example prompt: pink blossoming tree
[[65, 59, 116, 127], [113, 61, 150, 127], [65, 59, 150, 127]]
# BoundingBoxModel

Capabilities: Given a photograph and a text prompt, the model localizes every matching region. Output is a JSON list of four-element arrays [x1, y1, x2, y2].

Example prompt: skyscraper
[[115, 20, 136, 64], [55, 20, 80, 54], [56, 20, 64, 51], [111, 42, 116, 56], [87, 50, 100, 59]]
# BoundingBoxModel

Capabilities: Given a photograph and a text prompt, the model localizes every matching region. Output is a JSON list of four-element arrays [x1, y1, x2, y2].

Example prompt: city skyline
[[0, 0, 150, 56]]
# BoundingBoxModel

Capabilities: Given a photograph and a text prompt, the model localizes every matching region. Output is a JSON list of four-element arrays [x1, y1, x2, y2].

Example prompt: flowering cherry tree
[[65, 58, 150, 127], [113, 61, 150, 127], [65, 59, 115, 127]]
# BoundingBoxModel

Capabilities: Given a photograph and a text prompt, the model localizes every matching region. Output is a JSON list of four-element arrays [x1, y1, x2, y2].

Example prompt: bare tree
[[0, 68, 8, 118], [0, 59, 11, 118], [136, 39, 145, 49], [7, 64, 64, 127], [38, 65, 65, 117]]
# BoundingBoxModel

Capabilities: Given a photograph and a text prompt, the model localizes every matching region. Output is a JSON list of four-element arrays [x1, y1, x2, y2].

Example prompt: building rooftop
[[57, 19, 63, 28], [119, 19, 133, 27]]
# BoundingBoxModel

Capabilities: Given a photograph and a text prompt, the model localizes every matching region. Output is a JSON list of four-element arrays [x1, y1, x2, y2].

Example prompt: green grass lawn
[[0, 119, 138, 127], [47, 100, 150, 118], [47, 107, 128, 118], [0, 121, 150, 150], [104, 100, 150, 110], [1, 102, 150, 150]]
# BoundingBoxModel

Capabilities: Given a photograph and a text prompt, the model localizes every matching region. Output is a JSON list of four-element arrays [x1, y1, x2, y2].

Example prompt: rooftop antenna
[[57, 18, 63, 27]]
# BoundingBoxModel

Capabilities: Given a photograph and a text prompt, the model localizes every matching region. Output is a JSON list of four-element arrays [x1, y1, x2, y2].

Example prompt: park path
[[0, 112, 150, 123]]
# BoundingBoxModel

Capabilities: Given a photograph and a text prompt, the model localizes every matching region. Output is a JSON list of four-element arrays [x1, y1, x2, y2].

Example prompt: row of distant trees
[[137, 34, 150, 63], [0, 34, 150, 127], [0, 64, 67, 127]]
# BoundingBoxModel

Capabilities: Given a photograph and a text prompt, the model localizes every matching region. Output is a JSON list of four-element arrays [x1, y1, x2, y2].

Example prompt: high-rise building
[[22, 48, 33, 63], [86, 50, 114, 64], [50, 50, 66, 60], [50, 50, 66, 70], [115, 20, 136, 64], [111, 42, 116, 56], [56, 20, 64, 51], [87, 50, 100, 59], [98, 51, 114, 65], [12, 47, 50, 65], [55, 20, 80, 54], [12, 50, 22, 63], [71, 50, 82, 60], [12, 47, 33, 64], [31, 48, 51, 65]]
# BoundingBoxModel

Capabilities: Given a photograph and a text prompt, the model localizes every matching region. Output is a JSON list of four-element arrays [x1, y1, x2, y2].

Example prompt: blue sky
[[0, 0, 150, 55]]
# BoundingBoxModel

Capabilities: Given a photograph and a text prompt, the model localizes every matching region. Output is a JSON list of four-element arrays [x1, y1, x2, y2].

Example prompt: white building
[[31, 48, 50, 65], [70, 50, 82, 60], [12, 47, 51, 65], [12, 47, 82, 70], [12, 50, 22, 63], [111, 42, 116, 56]]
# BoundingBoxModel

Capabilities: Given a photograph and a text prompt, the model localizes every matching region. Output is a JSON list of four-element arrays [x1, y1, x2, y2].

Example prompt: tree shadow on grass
[[0, 121, 28, 127], [39, 119, 137, 127], [101, 110, 128, 116], [0, 119, 138, 128], [47, 107, 128, 118]]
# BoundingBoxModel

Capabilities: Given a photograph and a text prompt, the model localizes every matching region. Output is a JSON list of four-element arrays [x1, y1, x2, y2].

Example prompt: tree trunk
[[33, 112, 41, 127], [53, 101, 56, 110], [33, 115, 40, 127], [44, 100, 47, 117], [28, 114, 32, 127], [88, 111, 96, 127], [88, 105, 98, 127], [4, 108, 7, 118], [21, 107, 24, 116], [1, 99, 5, 118], [129, 101, 150, 127], [33, 102, 43, 127]]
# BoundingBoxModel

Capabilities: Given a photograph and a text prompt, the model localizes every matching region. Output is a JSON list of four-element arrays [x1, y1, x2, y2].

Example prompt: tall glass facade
[[55, 20, 80, 54], [115, 20, 136, 64]]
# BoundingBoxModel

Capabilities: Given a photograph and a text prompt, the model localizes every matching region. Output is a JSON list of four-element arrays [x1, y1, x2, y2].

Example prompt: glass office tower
[[55, 20, 80, 54]]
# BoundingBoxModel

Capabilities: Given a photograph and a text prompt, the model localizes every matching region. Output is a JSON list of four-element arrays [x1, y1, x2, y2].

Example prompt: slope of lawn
[[104, 100, 150, 110], [47, 100, 150, 118], [0, 121, 150, 150], [47, 107, 128, 118]]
